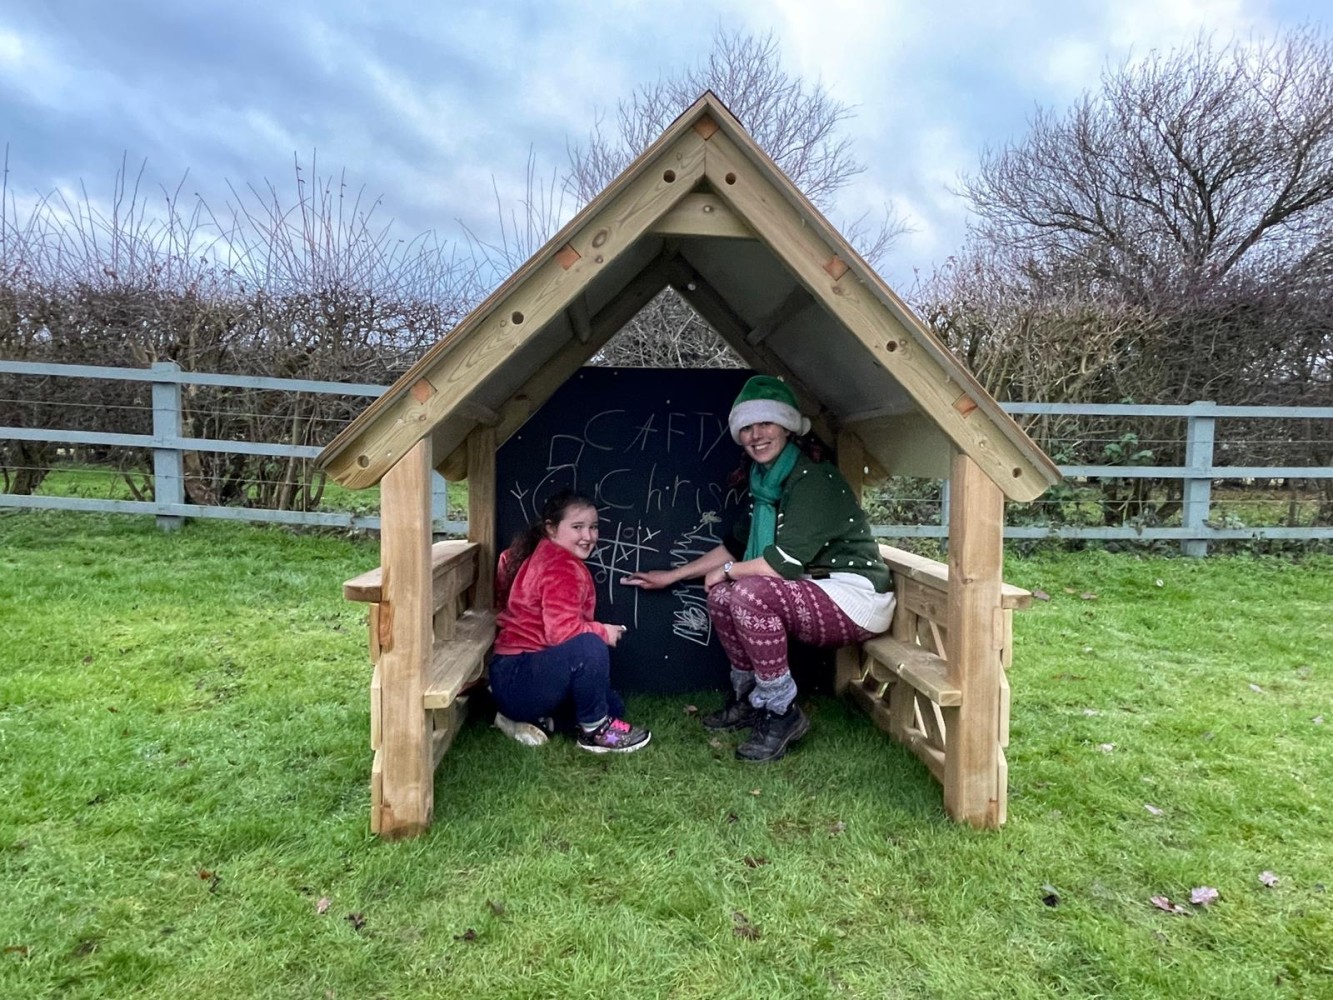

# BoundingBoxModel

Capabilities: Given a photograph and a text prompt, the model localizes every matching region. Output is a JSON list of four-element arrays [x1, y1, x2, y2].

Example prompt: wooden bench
[[837, 544, 1031, 825], [343, 540, 493, 835]]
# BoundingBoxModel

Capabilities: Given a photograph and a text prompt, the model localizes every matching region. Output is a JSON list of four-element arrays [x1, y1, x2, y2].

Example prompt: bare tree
[[922, 26, 1333, 524]]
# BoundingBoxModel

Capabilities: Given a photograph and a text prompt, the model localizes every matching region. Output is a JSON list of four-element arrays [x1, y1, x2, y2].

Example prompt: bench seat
[[423, 609, 496, 709], [859, 634, 960, 706]]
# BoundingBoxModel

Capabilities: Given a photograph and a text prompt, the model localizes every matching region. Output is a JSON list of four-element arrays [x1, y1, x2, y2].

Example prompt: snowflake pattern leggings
[[706, 576, 876, 683]]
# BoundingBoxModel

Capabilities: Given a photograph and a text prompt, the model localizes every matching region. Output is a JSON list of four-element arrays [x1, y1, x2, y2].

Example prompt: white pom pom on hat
[[728, 375, 811, 444]]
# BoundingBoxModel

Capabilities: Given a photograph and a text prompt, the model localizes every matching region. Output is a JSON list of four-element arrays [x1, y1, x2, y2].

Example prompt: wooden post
[[431, 470, 451, 533], [1182, 402, 1215, 558], [376, 439, 435, 838], [467, 427, 497, 612], [943, 452, 1005, 828], [835, 430, 866, 695], [151, 361, 184, 532]]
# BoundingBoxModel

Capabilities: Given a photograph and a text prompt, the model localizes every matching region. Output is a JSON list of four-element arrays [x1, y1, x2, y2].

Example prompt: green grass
[[1, 512, 1330, 998]]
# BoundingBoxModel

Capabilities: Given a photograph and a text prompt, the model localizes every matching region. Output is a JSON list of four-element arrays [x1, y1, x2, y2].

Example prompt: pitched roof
[[317, 92, 1060, 502]]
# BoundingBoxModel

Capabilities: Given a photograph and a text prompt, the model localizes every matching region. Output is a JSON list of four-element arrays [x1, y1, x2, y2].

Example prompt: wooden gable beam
[[702, 129, 1052, 502], [650, 192, 756, 239], [323, 133, 708, 489]]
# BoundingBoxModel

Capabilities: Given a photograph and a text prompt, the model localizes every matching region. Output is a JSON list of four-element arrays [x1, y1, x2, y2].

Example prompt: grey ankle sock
[[730, 669, 755, 701], [752, 674, 798, 715]]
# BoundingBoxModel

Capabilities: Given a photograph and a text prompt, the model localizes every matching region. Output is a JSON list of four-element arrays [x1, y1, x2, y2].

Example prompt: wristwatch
[[722, 561, 734, 581]]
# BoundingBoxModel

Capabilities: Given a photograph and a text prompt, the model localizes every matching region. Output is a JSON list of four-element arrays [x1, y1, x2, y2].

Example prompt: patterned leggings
[[706, 577, 876, 683]]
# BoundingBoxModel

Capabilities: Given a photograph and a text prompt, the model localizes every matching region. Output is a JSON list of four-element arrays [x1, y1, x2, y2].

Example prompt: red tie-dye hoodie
[[493, 538, 614, 654]]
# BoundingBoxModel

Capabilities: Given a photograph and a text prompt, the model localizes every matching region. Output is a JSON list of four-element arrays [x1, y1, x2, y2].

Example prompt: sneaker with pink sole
[[576, 717, 651, 754]]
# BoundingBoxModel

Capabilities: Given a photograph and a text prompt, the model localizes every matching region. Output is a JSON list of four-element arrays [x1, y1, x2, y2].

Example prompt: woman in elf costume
[[623, 376, 894, 762]]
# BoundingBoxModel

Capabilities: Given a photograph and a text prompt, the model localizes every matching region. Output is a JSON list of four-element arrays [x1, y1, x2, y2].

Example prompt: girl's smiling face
[[738, 421, 790, 466], [545, 503, 600, 560]]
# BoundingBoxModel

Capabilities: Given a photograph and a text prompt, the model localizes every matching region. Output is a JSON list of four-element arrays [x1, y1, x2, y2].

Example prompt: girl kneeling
[[490, 490, 650, 754]]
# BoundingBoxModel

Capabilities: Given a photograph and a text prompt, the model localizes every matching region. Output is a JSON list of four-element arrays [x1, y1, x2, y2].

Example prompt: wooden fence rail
[[2, 360, 1330, 553]]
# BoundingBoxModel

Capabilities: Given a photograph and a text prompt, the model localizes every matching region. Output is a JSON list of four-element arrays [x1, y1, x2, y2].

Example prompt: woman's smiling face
[[738, 421, 790, 466], [544, 503, 600, 560]]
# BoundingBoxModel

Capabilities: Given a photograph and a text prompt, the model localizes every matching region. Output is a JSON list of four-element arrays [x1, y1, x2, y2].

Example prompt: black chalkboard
[[496, 367, 754, 694]]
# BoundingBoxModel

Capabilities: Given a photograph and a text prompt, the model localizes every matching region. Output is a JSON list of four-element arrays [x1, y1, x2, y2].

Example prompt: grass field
[[1, 511, 1330, 998]]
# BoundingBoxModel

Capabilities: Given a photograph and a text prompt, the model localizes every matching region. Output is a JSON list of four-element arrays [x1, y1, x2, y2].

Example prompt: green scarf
[[744, 441, 799, 561]]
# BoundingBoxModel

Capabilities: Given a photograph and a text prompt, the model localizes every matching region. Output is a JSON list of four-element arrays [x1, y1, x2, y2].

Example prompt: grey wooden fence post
[[151, 361, 184, 531], [431, 472, 450, 533], [1181, 401, 1215, 557]]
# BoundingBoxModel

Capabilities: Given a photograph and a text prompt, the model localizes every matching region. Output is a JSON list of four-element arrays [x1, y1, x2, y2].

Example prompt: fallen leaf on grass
[[1144, 804, 1163, 816], [683, 704, 698, 716], [1154, 579, 1164, 588], [749, 788, 762, 796], [486, 900, 506, 916], [708, 738, 724, 750], [725, 812, 739, 824], [731, 911, 760, 940], [1080, 592, 1098, 601], [3, 945, 29, 957], [1259, 871, 1279, 888], [1248, 683, 1265, 694], [1190, 886, 1219, 907], [1082, 708, 1101, 716], [1041, 885, 1060, 907], [1150, 896, 1190, 915], [829, 820, 846, 836], [743, 855, 768, 868], [345, 913, 366, 932], [316, 896, 332, 915], [453, 928, 477, 942], [1096, 743, 1116, 753], [1031, 589, 1051, 602], [1313, 716, 1325, 725]]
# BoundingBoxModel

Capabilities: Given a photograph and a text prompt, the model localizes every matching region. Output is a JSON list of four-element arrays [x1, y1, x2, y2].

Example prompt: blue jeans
[[488, 632, 625, 728]]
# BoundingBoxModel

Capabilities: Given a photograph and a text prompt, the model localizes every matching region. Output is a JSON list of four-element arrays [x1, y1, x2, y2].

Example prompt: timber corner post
[[342, 426, 499, 839], [374, 439, 435, 839], [943, 452, 1007, 828], [843, 450, 1024, 830]]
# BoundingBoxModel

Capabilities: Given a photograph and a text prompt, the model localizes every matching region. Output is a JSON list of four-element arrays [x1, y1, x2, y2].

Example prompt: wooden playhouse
[[317, 92, 1062, 840]]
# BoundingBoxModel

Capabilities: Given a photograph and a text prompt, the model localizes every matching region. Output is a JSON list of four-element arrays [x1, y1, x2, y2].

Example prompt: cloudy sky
[[0, 0, 1325, 292]]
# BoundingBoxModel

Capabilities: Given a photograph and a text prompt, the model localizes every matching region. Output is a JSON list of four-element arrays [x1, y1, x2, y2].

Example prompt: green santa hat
[[728, 375, 811, 444]]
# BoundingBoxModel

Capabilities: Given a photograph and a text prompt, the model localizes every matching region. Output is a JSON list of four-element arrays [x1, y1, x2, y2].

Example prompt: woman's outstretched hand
[[621, 569, 675, 590]]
